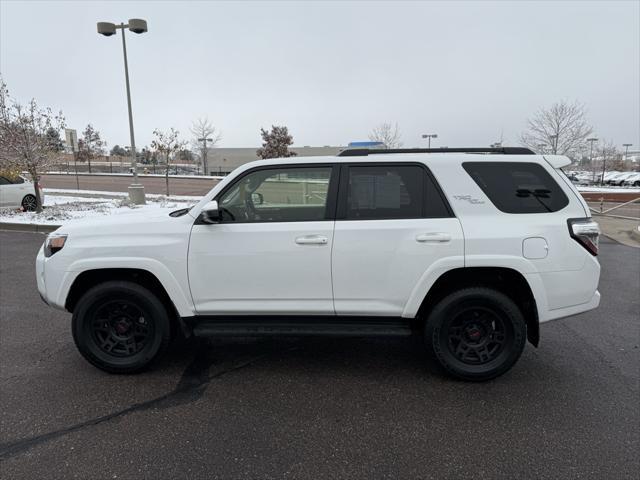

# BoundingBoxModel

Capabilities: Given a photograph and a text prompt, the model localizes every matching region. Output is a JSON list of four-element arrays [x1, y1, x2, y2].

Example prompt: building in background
[[205, 145, 346, 175]]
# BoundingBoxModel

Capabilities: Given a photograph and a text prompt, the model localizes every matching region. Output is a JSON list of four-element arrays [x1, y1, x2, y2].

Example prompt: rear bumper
[[542, 290, 600, 322]]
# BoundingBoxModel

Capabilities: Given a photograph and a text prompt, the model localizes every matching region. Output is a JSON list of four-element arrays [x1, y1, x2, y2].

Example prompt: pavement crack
[[0, 346, 268, 461]]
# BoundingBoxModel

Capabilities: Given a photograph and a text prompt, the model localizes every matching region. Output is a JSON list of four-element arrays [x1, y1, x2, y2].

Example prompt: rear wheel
[[72, 281, 171, 373], [424, 287, 526, 381], [22, 194, 37, 211]]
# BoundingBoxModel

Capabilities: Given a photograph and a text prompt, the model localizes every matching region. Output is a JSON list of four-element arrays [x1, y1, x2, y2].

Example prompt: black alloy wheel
[[72, 281, 171, 373], [424, 287, 527, 381]]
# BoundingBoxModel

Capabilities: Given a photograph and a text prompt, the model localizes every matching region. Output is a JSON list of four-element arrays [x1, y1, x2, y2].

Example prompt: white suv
[[36, 147, 601, 381]]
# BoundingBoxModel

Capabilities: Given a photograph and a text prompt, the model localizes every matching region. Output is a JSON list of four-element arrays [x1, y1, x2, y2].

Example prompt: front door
[[188, 165, 338, 315]]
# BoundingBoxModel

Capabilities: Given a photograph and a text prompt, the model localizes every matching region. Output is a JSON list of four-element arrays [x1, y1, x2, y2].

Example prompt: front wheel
[[424, 287, 527, 381], [72, 281, 171, 373], [22, 194, 37, 211]]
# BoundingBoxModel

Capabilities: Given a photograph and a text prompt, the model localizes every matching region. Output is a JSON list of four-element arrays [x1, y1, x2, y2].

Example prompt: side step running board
[[187, 316, 413, 338]]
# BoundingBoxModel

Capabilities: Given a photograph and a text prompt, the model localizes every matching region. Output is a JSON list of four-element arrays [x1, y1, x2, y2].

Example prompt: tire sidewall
[[425, 288, 527, 381], [72, 282, 170, 373]]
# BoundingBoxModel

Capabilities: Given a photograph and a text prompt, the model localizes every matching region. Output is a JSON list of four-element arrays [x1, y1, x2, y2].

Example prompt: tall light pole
[[422, 133, 438, 148], [623, 143, 632, 162], [587, 137, 598, 182], [97, 19, 148, 204], [549, 134, 558, 154]]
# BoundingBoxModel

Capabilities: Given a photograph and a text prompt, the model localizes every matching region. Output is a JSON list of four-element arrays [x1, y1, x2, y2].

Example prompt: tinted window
[[462, 162, 568, 214], [424, 171, 452, 218], [345, 165, 423, 220], [0, 177, 10, 186], [218, 167, 332, 223]]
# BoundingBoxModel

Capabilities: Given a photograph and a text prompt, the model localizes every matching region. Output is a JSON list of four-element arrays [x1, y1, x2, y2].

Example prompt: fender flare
[[57, 257, 195, 317]]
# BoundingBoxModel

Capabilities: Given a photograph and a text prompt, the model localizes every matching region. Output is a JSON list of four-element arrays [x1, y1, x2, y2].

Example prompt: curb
[[0, 222, 60, 233]]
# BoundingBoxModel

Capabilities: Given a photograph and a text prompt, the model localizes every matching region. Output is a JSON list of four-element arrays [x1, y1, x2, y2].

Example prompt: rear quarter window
[[462, 162, 568, 214]]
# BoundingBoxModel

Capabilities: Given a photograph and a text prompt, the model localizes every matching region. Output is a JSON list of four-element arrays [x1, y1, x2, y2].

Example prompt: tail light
[[567, 218, 600, 256]]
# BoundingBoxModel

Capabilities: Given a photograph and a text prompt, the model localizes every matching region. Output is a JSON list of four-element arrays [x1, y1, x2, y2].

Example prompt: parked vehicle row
[[565, 170, 640, 187]]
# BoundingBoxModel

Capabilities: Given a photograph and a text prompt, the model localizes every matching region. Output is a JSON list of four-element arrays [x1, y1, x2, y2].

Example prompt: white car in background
[[0, 175, 44, 211], [622, 172, 640, 187], [607, 172, 635, 186]]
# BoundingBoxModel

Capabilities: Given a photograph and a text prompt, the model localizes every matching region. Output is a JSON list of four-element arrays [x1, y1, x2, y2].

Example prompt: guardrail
[[589, 197, 640, 221]]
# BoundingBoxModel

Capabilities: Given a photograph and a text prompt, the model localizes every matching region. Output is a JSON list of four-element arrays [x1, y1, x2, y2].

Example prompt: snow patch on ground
[[0, 193, 196, 225]]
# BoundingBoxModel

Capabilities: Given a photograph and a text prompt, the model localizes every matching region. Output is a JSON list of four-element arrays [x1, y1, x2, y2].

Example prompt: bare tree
[[256, 125, 297, 159], [594, 140, 620, 185], [0, 77, 65, 212], [77, 124, 105, 174], [151, 128, 185, 195], [190, 118, 221, 175], [369, 122, 403, 149], [520, 100, 593, 157]]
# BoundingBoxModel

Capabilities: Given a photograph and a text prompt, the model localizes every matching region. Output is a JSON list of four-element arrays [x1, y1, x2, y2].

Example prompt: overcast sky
[[1, 0, 638, 150]]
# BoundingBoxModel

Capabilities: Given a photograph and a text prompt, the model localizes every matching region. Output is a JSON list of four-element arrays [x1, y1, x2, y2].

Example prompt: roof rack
[[337, 147, 535, 157]]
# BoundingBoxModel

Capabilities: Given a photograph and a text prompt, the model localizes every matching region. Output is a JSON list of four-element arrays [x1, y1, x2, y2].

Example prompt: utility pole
[[587, 137, 598, 182], [198, 137, 214, 175], [623, 143, 632, 162], [422, 133, 438, 148], [550, 134, 558, 154], [600, 145, 607, 186]]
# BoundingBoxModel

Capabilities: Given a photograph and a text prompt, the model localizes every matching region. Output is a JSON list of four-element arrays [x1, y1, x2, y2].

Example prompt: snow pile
[[0, 194, 197, 225]]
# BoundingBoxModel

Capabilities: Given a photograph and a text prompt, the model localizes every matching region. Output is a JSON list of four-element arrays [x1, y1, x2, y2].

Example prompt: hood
[[55, 207, 194, 235]]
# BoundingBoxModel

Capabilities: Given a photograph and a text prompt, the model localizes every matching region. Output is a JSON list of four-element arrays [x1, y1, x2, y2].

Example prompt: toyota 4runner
[[36, 147, 601, 381]]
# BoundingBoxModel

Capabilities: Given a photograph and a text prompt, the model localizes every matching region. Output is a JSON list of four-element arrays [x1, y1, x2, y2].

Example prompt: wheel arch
[[64, 268, 191, 338], [415, 267, 540, 347]]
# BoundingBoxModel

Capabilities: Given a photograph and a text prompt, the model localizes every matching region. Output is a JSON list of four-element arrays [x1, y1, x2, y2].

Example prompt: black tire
[[424, 287, 526, 382], [72, 281, 171, 374], [22, 194, 37, 212]]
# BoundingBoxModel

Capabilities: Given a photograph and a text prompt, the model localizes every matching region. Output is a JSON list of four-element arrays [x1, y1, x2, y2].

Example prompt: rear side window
[[462, 162, 568, 214], [342, 164, 452, 220]]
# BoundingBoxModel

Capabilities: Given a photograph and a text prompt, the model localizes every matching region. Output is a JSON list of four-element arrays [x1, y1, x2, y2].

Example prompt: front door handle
[[295, 235, 328, 245], [416, 233, 451, 243]]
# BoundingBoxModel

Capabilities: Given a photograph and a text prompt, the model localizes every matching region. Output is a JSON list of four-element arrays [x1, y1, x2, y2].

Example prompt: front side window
[[462, 162, 569, 213], [217, 167, 332, 223], [0, 177, 11, 186]]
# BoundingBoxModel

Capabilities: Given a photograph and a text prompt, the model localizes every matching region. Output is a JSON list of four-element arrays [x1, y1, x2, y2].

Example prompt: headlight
[[44, 234, 68, 257]]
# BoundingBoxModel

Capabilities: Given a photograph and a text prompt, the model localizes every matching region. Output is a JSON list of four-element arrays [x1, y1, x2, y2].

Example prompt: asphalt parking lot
[[0, 231, 638, 479]]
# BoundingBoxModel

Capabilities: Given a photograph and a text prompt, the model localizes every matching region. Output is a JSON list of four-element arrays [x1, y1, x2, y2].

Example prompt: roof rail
[[337, 147, 535, 157]]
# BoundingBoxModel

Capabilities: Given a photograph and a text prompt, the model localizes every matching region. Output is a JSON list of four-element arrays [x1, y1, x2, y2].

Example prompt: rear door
[[331, 163, 464, 316]]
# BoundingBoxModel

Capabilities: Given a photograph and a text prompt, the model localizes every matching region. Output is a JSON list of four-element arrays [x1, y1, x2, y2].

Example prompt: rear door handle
[[416, 233, 451, 243], [295, 235, 328, 245]]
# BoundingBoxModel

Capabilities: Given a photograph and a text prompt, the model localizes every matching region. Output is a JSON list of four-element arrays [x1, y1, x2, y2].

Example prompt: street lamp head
[[128, 19, 148, 34], [97, 22, 117, 36], [587, 138, 598, 142]]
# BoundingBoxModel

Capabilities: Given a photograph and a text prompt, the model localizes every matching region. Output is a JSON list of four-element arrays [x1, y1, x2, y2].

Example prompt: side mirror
[[251, 192, 264, 205], [201, 200, 220, 224]]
